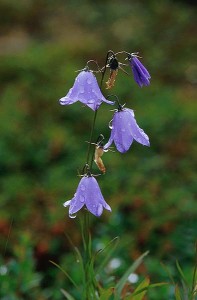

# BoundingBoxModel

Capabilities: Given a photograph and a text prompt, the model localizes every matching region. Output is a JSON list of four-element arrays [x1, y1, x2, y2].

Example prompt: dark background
[[0, 0, 196, 299]]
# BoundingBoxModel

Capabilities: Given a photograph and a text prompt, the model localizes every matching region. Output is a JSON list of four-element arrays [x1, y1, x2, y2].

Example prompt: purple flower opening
[[59, 70, 114, 111], [129, 56, 151, 87], [104, 108, 150, 153], [63, 176, 111, 217]]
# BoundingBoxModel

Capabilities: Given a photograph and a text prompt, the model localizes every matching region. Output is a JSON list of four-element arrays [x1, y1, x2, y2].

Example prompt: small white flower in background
[[0, 265, 8, 276], [108, 258, 122, 270], [127, 272, 139, 283]]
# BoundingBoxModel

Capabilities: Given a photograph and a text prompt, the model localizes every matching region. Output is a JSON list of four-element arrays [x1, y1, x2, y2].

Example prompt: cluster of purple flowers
[[59, 52, 151, 218]]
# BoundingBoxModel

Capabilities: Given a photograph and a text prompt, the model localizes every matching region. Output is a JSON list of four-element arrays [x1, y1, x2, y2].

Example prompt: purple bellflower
[[128, 55, 151, 87], [104, 107, 150, 153], [63, 175, 111, 217], [59, 70, 114, 111]]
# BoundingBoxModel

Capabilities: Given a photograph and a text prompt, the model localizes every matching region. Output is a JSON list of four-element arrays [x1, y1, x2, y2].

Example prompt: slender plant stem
[[86, 109, 98, 167], [82, 53, 108, 299], [85, 51, 108, 171], [82, 211, 99, 300]]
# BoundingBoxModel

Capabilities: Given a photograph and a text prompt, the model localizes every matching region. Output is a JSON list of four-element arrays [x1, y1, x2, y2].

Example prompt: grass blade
[[114, 251, 149, 299], [96, 236, 120, 274], [175, 285, 182, 300], [176, 260, 188, 287], [49, 260, 78, 290], [61, 288, 76, 300]]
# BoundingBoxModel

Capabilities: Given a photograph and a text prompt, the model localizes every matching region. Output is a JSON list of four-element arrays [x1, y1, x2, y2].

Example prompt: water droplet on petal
[[109, 120, 113, 129], [97, 204, 103, 216], [69, 214, 76, 219], [63, 200, 71, 207], [87, 79, 91, 84], [79, 87, 84, 93], [80, 195, 85, 203], [80, 185, 86, 191], [121, 128, 126, 132]]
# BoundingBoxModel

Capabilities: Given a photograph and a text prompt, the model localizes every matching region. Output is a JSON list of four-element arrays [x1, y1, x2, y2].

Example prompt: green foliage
[[161, 248, 197, 300], [0, 233, 46, 299]]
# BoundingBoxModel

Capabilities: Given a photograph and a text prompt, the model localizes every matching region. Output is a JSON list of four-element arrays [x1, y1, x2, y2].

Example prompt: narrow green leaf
[[114, 251, 149, 300], [176, 260, 188, 287], [131, 282, 168, 298], [61, 288, 76, 300], [161, 262, 176, 285], [96, 236, 120, 274], [149, 282, 168, 288], [126, 277, 149, 300], [74, 247, 85, 286], [49, 260, 78, 289], [175, 285, 182, 300], [99, 287, 114, 300], [192, 244, 197, 296]]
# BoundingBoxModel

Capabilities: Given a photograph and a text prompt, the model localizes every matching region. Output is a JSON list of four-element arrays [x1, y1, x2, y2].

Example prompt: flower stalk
[[81, 211, 99, 299], [59, 49, 151, 297]]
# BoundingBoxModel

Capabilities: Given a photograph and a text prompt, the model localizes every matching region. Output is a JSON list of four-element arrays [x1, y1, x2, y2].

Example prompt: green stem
[[85, 52, 107, 171], [86, 109, 98, 167], [81, 211, 98, 300], [81, 54, 108, 299]]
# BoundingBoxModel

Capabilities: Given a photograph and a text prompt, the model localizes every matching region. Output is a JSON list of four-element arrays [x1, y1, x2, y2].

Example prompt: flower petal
[[130, 57, 151, 87], [59, 70, 114, 111], [132, 57, 151, 78], [68, 195, 85, 215], [64, 176, 111, 218], [83, 177, 111, 217], [63, 200, 71, 207], [103, 125, 115, 150], [113, 110, 134, 153], [126, 109, 150, 146]]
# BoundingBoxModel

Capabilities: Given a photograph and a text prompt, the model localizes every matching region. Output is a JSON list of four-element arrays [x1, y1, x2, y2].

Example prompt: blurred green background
[[0, 0, 196, 299]]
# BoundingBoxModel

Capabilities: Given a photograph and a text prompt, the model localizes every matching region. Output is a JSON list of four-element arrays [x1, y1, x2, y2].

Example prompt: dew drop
[[97, 204, 103, 216], [0, 266, 8, 276], [80, 184, 86, 191], [87, 79, 92, 84], [109, 120, 113, 129], [79, 87, 84, 93], [69, 214, 76, 219], [80, 195, 85, 203], [121, 128, 125, 132]]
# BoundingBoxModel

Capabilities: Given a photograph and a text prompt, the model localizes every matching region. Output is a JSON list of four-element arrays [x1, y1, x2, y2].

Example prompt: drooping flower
[[59, 70, 114, 111], [63, 175, 111, 217], [128, 55, 151, 87], [104, 107, 150, 153]]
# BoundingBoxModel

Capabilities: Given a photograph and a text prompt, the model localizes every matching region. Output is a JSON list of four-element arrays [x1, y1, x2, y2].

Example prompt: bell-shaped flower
[[104, 107, 150, 153], [59, 70, 114, 111], [128, 55, 151, 87], [63, 175, 111, 217]]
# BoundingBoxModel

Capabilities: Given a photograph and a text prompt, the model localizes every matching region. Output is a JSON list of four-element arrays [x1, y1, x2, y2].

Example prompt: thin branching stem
[[82, 52, 109, 298], [85, 51, 107, 171]]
